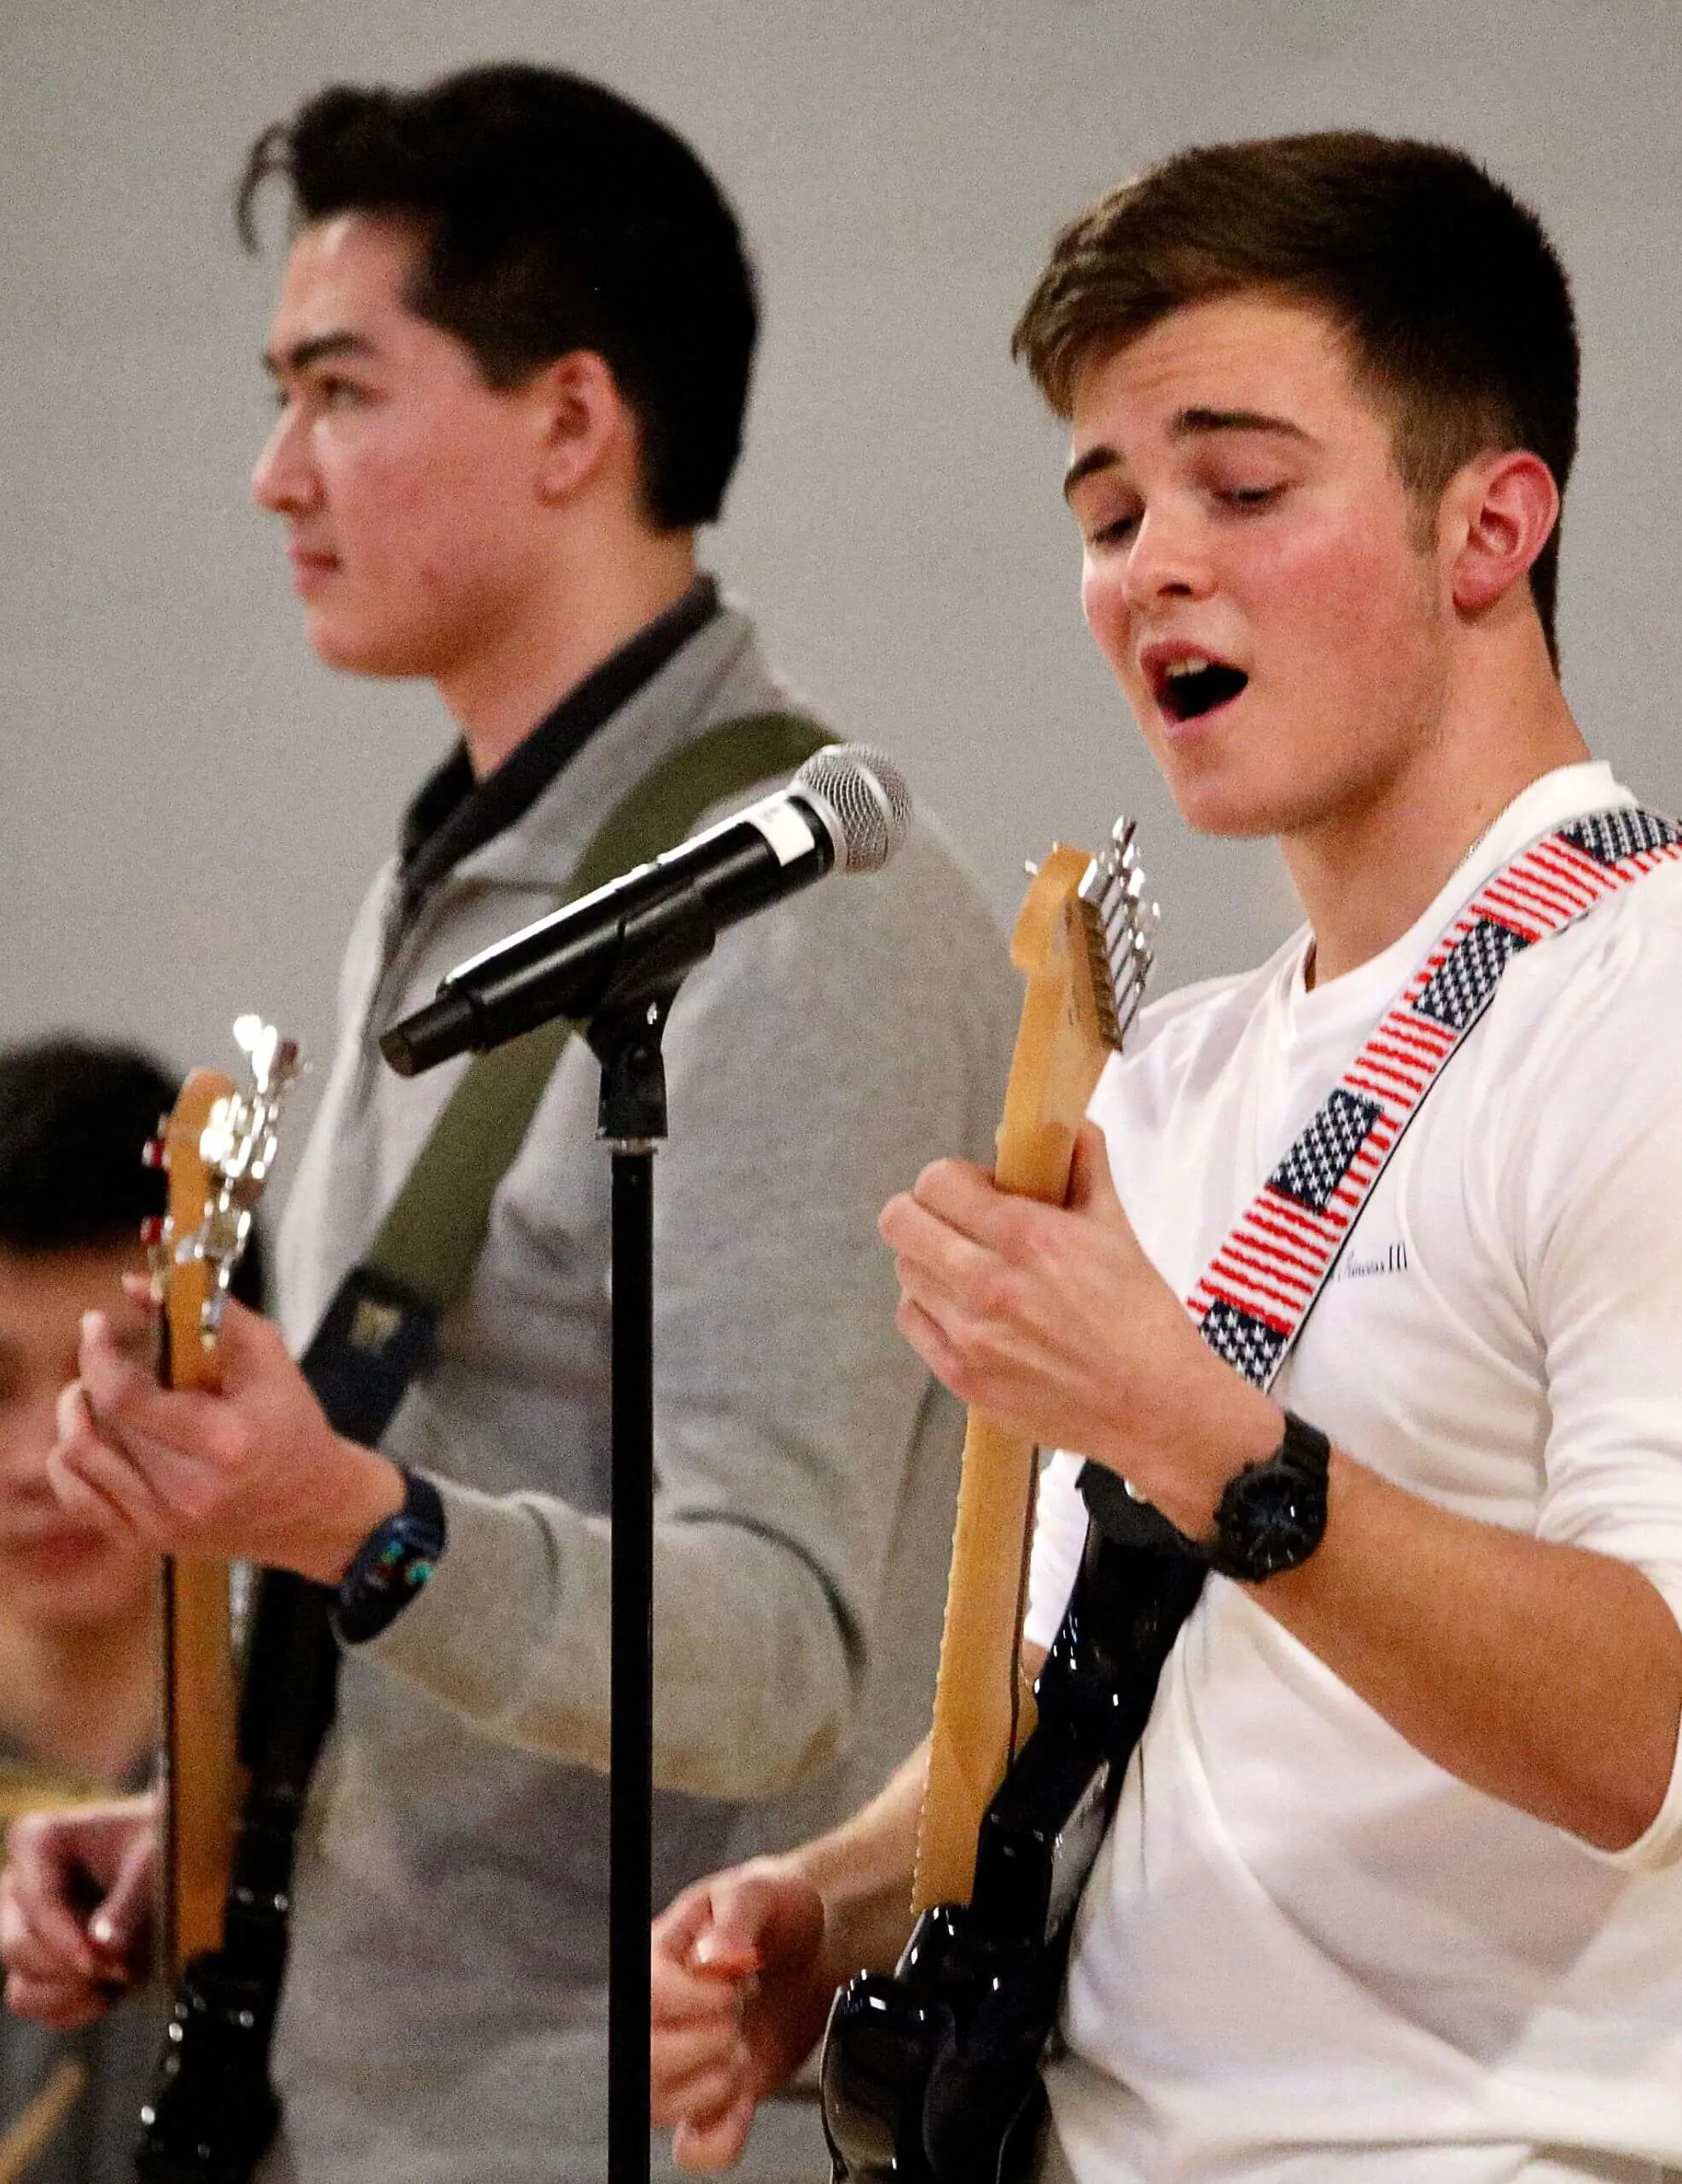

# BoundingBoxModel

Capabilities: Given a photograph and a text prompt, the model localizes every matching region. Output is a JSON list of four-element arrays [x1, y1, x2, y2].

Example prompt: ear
[[525, 350, 638, 505], [1443, 449, 1561, 619]]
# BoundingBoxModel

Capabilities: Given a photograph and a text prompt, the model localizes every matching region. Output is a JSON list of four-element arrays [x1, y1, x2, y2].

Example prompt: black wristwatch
[[333, 1467, 448, 1645], [1208, 1411, 1331, 1582]]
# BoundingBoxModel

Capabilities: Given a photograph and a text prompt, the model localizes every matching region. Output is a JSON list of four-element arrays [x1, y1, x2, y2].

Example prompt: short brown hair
[[1013, 132, 1579, 660]]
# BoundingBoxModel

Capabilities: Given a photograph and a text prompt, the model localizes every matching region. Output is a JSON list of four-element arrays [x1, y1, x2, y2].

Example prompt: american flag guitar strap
[[1188, 804, 1682, 1393]]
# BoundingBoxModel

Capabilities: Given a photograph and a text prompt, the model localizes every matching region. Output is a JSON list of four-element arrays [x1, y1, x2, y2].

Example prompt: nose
[[1119, 501, 1215, 613], [251, 404, 320, 517]]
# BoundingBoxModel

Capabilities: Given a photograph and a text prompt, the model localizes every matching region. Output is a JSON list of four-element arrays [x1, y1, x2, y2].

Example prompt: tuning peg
[[139, 1216, 166, 1247], [141, 1137, 167, 1170]]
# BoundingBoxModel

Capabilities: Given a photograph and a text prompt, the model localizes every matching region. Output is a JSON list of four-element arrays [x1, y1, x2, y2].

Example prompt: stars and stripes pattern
[[1188, 806, 1682, 1390]]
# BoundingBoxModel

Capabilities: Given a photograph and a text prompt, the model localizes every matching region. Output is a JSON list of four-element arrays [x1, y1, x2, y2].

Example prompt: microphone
[[380, 743, 913, 1076]]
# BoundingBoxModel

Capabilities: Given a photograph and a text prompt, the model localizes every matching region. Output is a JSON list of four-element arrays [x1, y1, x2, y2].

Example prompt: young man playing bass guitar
[[0, 65, 1015, 2183], [650, 134, 1682, 2183]]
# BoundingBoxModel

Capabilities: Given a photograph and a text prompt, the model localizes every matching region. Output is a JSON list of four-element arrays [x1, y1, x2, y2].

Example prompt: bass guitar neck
[[146, 1025, 296, 1984]]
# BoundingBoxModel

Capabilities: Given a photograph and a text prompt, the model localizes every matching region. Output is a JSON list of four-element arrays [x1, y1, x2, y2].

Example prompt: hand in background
[[0, 1795, 156, 2030], [650, 1858, 829, 2171]]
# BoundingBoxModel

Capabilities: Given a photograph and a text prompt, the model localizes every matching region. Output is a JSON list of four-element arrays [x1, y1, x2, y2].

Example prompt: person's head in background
[[241, 63, 759, 777], [0, 1038, 264, 1784]]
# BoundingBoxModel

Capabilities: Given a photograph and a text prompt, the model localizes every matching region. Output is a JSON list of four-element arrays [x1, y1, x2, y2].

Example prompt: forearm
[[365, 1476, 856, 1794], [1255, 1450, 1682, 1853], [786, 1740, 928, 1984], [787, 1639, 1053, 1983]]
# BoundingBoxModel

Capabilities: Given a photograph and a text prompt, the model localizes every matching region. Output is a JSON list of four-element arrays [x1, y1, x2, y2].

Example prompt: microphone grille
[[792, 744, 914, 874]]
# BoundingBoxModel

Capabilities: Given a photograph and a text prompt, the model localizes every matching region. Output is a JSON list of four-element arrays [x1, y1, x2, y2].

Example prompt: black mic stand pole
[[585, 894, 716, 2184]]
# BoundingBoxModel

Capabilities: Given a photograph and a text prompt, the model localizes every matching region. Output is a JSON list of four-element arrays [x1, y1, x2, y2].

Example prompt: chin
[[306, 613, 439, 682], [1158, 762, 1303, 841]]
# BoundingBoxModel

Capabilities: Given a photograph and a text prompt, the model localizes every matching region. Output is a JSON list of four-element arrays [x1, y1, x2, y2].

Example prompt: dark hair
[[1013, 132, 1579, 661], [237, 62, 759, 529], [0, 1038, 265, 1305]]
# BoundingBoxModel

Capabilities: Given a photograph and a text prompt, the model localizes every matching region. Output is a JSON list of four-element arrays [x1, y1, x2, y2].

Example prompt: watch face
[[1219, 1461, 1328, 1579]]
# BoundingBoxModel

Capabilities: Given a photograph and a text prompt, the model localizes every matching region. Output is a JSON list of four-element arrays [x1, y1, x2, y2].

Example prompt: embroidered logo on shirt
[[1335, 1240, 1409, 1281]]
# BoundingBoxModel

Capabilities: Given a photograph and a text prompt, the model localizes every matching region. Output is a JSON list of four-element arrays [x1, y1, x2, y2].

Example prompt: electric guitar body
[[821, 823, 1202, 2184]]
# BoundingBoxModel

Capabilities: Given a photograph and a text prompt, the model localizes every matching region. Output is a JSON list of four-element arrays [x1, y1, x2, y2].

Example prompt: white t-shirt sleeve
[[1025, 1449, 1090, 1653]]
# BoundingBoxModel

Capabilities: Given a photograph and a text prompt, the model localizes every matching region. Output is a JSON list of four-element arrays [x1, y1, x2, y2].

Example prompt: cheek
[[1080, 555, 1133, 669], [346, 444, 527, 609], [0, 1398, 61, 1476], [325, 444, 434, 558], [1250, 508, 1424, 674]]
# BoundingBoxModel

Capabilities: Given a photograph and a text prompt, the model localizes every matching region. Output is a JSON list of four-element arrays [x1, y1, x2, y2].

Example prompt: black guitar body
[[821, 1504, 1205, 2184], [136, 1573, 341, 2183]]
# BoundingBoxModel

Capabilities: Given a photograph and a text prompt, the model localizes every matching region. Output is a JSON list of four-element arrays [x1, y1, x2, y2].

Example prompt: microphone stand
[[583, 892, 715, 2184]]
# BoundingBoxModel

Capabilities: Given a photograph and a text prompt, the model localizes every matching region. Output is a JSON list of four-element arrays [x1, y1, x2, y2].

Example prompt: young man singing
[[0, 66, 1014, 2182], [649, 134, 1682, 2182]]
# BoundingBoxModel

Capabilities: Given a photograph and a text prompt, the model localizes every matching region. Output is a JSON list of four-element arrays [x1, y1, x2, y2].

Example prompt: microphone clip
[[585, 880, 718, 1143]]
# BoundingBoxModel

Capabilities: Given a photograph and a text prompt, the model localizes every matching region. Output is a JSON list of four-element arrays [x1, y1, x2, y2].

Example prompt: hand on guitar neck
[[882, 1121, 1283, 1545], [49, 1293, 403, 1586], [39, 1019, 398, 1596]]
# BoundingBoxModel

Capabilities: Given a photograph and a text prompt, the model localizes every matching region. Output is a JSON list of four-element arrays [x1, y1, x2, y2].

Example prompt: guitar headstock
[[997, 816, 1157, 1203], [146, 1015, 300, 1392], [1074, 816, 1156, 1052]]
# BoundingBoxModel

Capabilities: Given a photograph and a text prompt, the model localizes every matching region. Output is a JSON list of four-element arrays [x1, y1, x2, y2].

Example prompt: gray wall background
[[2, 1, 1679, 1151]]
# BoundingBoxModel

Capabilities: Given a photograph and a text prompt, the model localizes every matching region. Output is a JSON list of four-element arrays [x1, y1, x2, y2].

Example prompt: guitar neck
[[914, 1409, 1042, 1911], [154, 1065, 246, 1981], [159, 1560, 240, 1976], [912, 849, 1124, 1914]]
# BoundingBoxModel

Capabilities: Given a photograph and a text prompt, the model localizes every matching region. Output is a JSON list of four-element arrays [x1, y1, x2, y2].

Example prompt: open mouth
[[1155, 656, 1249, 723]]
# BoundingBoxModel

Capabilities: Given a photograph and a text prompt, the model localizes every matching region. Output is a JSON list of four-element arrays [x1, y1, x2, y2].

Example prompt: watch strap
[[333, 1468, 448, 1646], [1208, 1410, 1330, 1581]]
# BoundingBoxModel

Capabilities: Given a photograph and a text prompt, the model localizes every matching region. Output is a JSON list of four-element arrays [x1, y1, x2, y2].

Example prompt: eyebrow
[[263, 330, 375, 378], [1063, 405, 1313, 499]]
